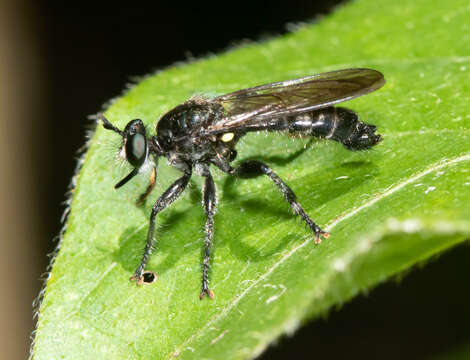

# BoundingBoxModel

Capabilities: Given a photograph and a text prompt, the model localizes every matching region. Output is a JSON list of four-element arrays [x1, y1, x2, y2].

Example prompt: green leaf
[[32, 0, 470, 359]]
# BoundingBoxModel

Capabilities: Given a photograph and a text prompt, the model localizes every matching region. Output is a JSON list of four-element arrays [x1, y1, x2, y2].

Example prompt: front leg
[[200, 171, 217, 299], [130, 169, 192, 284], [136, 165, 156, 206]]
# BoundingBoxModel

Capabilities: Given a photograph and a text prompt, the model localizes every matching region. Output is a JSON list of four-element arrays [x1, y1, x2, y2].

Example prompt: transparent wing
[[206, 68, 385, 134]]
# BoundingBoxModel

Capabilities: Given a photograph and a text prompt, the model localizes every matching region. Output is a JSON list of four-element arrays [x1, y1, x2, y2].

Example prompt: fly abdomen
[[288, 107, 382, 150]]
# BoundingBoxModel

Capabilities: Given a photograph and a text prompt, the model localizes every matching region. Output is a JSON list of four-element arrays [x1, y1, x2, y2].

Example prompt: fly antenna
[[91, 113, 124, 136]]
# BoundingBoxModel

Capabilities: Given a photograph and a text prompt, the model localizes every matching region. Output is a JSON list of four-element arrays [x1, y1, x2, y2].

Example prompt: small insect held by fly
[[97, 68, 385, 299]]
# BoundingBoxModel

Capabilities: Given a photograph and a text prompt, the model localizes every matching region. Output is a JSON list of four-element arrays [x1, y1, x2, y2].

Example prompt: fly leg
[[130, 169, 192, 284], [228, 160, 328, 243], [200, 170, 217, 299], [136, 166, 156, 206]]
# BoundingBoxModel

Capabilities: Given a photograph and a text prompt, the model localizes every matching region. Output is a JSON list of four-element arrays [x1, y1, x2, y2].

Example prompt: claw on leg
[[200, 288, 215, 300], [314, 230, 329, 244], [130, 270, 157, 285]]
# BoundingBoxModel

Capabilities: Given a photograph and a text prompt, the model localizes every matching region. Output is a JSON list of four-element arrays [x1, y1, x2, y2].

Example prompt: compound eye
[[124, 119, 148, 168], [128, 133, 147, 166]]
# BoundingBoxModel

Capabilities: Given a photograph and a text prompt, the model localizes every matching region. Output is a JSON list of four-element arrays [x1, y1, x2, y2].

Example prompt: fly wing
[[205, 68, 384, 134]]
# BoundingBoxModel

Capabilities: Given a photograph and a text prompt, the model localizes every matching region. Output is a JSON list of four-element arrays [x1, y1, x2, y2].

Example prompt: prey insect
[[98, 68, 385, 299]]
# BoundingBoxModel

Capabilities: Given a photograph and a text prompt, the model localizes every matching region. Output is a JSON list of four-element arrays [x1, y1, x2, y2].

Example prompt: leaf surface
[[33, 0, 470, 359]]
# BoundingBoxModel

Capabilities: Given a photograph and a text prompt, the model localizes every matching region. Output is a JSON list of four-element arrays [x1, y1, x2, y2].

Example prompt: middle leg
[[200, 169, 217, 299]]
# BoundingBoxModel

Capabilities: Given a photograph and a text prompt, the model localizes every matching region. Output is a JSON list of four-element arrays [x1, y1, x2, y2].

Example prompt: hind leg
[[223, 160, 328, 243]]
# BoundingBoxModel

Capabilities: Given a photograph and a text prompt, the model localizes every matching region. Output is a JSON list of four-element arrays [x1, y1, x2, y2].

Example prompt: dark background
[[2, 1, 468, 359]]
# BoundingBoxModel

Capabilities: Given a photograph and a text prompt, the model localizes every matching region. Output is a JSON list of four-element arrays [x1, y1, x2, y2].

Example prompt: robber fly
[[97, 68, 385, 299]]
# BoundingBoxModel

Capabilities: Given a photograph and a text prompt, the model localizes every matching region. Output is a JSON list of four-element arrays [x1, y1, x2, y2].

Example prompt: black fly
[[97, 68, 385, 299]]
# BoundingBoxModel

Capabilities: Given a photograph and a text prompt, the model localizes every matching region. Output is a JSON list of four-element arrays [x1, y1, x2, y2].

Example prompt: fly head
[[122, 119, 148, 169], [98, 114, 153, 189]]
